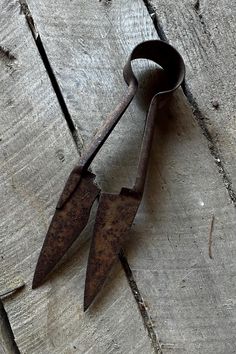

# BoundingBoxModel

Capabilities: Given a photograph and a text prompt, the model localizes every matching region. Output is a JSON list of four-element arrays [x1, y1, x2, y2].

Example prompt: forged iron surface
[[84, 188, 140, 310], [32, 171, 100, 288], [33, 40, 185, 310]]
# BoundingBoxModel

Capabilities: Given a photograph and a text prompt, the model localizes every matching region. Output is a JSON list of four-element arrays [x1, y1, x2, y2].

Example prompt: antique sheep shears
[[32, 40, 185, 310]]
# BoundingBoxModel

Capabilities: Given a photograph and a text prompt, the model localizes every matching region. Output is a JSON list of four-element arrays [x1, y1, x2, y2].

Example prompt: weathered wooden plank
[[0, 1, 152, 353], [0, 302, 18, 354], [125, 89, 236, 353], [24, 0, 236, 353], [25, 0, 156, 144], [147, 0, 236, 194]]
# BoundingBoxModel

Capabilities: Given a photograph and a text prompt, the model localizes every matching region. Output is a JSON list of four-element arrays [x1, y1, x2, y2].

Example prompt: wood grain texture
[[148, 0, 236, 192], [26, 0, 156, 145], [125, 89, 236, 353], [25, 0, 236, 353], [0, 1, 152, 353], [4, 0, 236, 353], [0, 302, 18, 354]]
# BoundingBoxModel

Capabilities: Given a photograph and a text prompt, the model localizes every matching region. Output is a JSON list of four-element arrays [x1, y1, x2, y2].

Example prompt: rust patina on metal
[[32, 170, 100, 289], [32, 40, 185, 311]]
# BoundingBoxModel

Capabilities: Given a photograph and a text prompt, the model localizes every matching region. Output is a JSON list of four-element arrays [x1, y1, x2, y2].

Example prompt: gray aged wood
[[24, 0, 236, 353], [0, 303, 17, 354], [148, 0, 236, 193], [26, 0, 156, 145], [125, 89, 236, 353], [0, 1, 153, 353]]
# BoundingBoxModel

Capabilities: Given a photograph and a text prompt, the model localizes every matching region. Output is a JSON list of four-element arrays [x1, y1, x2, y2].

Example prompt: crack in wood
[[143, 0, 167, 41], [0, 302, 20, 354], [19, 0, 83, 150], [0, 281, 25, 300], [192, 1, 216, 47], [194, 0, 200, 12], [143, 0, 236, 208], [119, 250, 162, 354], [19, 0, 38, 39], [182, 82, 236, 206]]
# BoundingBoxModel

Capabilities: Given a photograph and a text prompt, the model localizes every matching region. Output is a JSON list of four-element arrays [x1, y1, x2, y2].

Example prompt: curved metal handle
[[80, 40, 185, 173], [58, 40, 185, 207]]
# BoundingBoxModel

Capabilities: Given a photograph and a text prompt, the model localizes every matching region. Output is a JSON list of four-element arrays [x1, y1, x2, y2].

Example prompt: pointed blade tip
[[83, 303, 89, 312], [32, 281, 38, 290], [32, 270, 45, 289], [32, 277, 40, 290], [84, 287, 95, 312], [83, 296, 92, 312]]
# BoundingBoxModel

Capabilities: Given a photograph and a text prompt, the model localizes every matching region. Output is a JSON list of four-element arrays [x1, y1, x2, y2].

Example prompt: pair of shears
[[32, 40, 185, 311]]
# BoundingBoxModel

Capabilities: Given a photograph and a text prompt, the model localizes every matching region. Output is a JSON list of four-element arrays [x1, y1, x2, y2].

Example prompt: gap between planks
[[19, 0, 82, 150], [15, 1, 163, 352], [143, 0, 236, 208], [0, 302, 20, 354]]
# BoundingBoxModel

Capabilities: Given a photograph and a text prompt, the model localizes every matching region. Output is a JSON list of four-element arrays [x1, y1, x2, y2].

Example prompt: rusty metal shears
[[32, 40, 185, 310]]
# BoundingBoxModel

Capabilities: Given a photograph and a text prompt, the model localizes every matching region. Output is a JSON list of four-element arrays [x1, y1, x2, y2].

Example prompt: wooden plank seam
[[19, 0, 82, 150], [143, 0, 236, 208]]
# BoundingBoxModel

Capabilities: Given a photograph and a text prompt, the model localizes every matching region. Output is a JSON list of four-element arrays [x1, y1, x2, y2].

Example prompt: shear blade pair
[[32, 40, 185, 311]]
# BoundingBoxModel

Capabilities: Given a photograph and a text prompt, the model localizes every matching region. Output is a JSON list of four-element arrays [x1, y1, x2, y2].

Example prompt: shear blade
[[32, 171, 100, 288], [84, 188, 140, 311]]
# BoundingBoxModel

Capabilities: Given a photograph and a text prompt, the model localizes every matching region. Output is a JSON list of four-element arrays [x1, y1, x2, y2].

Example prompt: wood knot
[[0, 45, 16, 62]]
